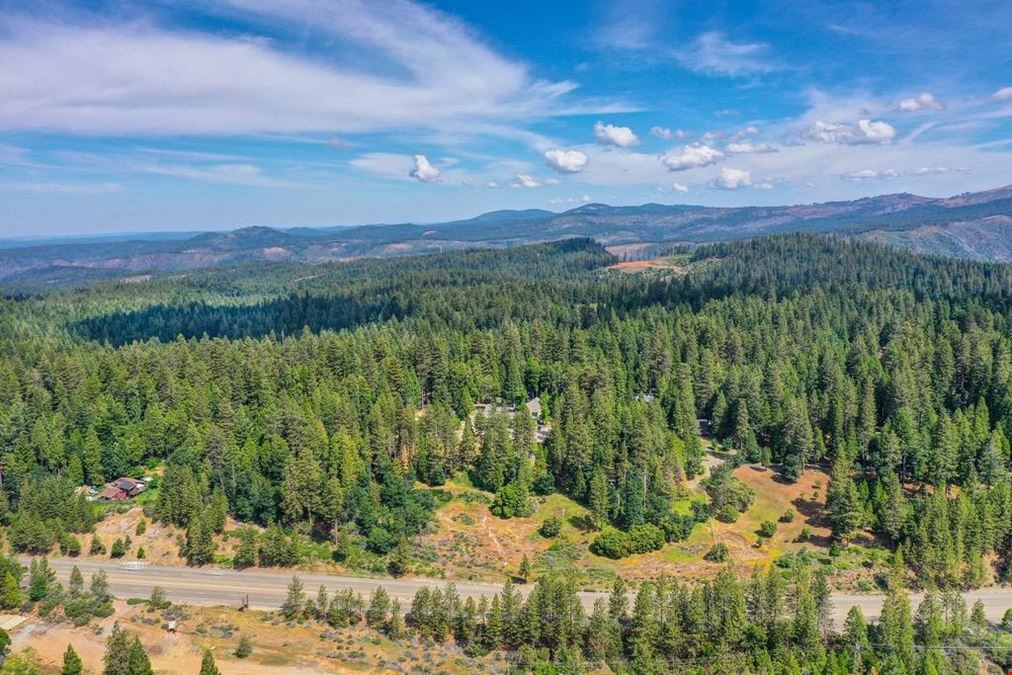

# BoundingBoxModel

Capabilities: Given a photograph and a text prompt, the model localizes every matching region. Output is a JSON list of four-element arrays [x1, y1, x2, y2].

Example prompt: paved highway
[[35, 558, 1011, 624]]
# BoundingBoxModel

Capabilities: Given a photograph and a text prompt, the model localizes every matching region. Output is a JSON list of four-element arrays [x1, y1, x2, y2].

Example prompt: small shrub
[[797, 527, 813, 542], [591, 528, 629, 559], [625, 524, 665, 555], [135, 520, 147, 536], [757, 521, 777, 538], [705, 543, 730, 563], [110, 538, 126, 558], [539, 517, 562, 538], [716, 504, 740, 523], [829, 540, 842, 557], [779, 510, 795, 523], [136, 547, 146, 559], [658, 513, 695, 542]]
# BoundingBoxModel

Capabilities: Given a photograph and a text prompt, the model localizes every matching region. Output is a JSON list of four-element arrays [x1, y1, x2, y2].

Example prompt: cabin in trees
[[100, 477, 146, 501], [525, 396, 542, 420]]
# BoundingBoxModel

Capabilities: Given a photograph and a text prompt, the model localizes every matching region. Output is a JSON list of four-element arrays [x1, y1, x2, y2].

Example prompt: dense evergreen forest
[[0, 234, 1011, 597]]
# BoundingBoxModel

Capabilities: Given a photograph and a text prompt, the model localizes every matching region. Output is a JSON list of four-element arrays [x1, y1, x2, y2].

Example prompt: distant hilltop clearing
[[2, 184, 1011, 287]]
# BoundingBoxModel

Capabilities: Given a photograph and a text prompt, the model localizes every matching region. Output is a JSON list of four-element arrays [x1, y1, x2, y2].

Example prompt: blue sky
[[1, 0, 1011, 236]]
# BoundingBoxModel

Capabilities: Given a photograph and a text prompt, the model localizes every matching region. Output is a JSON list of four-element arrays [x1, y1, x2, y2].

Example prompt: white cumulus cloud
[[897, 92, 945, 112], [712, 168, 752, 189], [594, 121, 640, 148], [549, 194, 592, 205], [725, 141, 777, 154], [544, 148, 589, 173], [409, 155, 441, 183], [650, 126, 686, 140], [671, 182, 689, 193], [803, 119, 896, 144], [661, 144, 724, 171], [841, 168, 899, 181], [993, 87, 1012, 100], [511, 174, 560, 188]]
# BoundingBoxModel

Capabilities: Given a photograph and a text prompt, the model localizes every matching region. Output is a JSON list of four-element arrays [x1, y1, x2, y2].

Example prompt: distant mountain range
[[3, 185, 1011, 287]]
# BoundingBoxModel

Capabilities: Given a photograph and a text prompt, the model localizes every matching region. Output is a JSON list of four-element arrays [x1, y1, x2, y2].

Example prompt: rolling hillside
[[3, 185, 1011, 287]]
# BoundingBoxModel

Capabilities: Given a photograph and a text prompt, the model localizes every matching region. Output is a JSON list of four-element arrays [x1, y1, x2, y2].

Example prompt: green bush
[[716, 504, 740, 523], [110, 538, 127, 558], [701, 464, 755, 522], [658, 513, 695, 542], [626, 524, 665, 555], [779, 510, 795, 523], [490, 482, 533, 519], [705, 543, 730, 562], [797, 527, 813, 542], [757, 521, 777, 538], [590, 528, 630, 559], [590, 524, 665, 559], [235, 634, 254, 659], [539, 517, 562, 538]]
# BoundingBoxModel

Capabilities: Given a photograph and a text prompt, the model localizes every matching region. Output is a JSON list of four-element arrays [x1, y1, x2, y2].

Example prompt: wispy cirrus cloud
[[0, 0, 599, 136], [675, 32, 779, 76], [140, 163, 309, 188], [0, 181, 122, 195]]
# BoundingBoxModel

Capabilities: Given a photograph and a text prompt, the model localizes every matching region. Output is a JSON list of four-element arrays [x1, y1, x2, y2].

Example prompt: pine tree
[[184, 514, 216, 566], [233, 528, 259, 569], [518, 555, 532, 583], [61, 644, 83, 675], [609, 577, 628, 624], [388, 599, 405, 639], [843, 605, 868, 653], [588, 468, 610, 530], [28, 557, 57, 602], [366, 587, 391, 628], [90, 570, 111, 603], [0, 572, 19, 610], [970, 599, 988, 634], [281, 576, 305, 620], [621, 468, 646, 529], [126, 634, 153, 675], [199, 649, 221, 675], [826, 455, 864, 541], [878, 582, 915, 673], [103, 623, 152, 675], [307, 584, 325, 621], [781, 398, 813, 482], [68, 566, 84, 597]]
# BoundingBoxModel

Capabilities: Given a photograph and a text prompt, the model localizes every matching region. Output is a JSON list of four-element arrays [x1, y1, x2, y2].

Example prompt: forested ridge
[[1, 235, 1011, 589], [2, 234, 1012, 670]]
